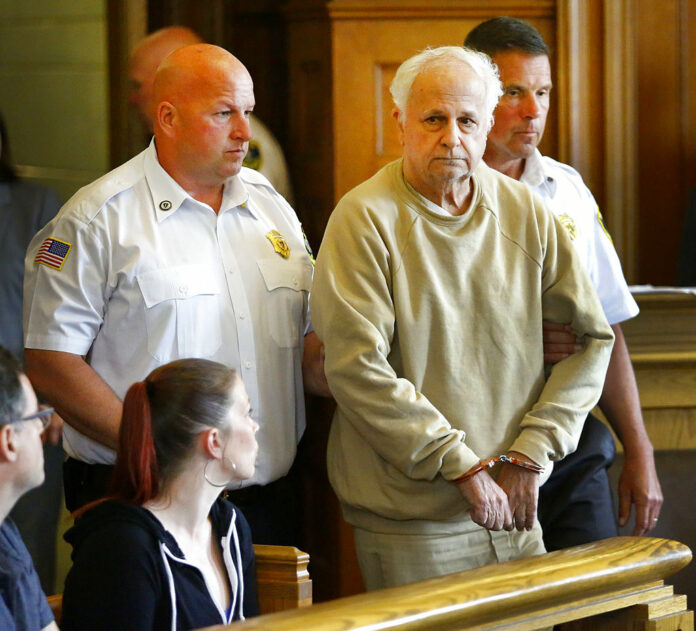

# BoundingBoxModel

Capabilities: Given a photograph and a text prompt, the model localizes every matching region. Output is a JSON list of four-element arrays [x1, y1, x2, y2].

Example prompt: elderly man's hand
[[496, 451, 541, 531], [543, 320, 582, 364], [456, 470, 513, 531]]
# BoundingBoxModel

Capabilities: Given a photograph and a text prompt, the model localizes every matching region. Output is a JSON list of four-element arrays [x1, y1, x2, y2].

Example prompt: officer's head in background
[[128, 26, 203, 131], [465, 17, 552, 179]]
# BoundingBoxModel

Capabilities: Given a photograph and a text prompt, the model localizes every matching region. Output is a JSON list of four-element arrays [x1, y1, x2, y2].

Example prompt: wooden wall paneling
[[555, 1, 606, 221], [602, 0, 638, 278], [107, 0, 147, 168], [285, 13, 335, 251], [147, 0, 226, 44], [222, 3, 289, 147], [685, 0, 696, 195], [636, 0, 684, 284]]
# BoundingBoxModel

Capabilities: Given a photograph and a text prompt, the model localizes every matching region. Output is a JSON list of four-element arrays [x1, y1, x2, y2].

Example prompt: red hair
[[109, 381, 160, 504], [72, 382, 159, 519]]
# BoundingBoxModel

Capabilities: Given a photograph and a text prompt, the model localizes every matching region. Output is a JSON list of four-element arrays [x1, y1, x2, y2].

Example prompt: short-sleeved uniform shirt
[[0, 518, 54, 631], [23, 142, 313, 484], [521, 150, 638, 325]]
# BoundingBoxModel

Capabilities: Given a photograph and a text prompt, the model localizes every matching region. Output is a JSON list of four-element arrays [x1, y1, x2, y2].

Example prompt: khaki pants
[[354, 518, 546, 591]]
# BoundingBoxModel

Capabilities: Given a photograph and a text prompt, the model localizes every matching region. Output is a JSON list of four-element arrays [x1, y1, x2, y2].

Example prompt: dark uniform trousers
[[537, 414, 618, 551]]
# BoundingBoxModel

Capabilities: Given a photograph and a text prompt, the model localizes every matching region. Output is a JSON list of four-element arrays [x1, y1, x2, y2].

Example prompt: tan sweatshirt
[[311, 159, 614, 534]]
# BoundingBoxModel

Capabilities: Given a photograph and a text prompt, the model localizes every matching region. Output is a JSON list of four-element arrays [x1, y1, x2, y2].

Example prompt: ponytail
[[72, 359, 238, 519], [109, 381, 160, 504]]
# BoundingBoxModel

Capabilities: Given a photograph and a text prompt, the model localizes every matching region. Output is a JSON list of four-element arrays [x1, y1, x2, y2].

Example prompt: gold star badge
[[266, 230, 290, 258], [558, 214, 578, 240]]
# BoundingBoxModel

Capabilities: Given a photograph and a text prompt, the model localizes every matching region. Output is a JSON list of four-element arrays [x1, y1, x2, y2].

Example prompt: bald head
[[153, 44, 255, 199], [152, 44, 251, 109], [128, 26, 204, 129]]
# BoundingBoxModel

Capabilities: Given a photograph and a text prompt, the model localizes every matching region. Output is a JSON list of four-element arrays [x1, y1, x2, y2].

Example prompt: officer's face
[[396, 62, 489, 202], [172, 63, 255, 187], [485, 52, 552, 168]]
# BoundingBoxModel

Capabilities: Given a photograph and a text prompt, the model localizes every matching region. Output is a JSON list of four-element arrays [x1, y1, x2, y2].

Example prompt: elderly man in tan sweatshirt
[[311, 45, 614, 591]]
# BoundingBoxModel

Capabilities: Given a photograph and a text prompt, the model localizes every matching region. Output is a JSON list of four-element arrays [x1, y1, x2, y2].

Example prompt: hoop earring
[[203, 457, 237, 488]]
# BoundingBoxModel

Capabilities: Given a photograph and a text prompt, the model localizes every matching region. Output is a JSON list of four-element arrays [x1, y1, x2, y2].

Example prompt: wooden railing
[[204, 537, 692, 631], [254, 545, 312, 614]]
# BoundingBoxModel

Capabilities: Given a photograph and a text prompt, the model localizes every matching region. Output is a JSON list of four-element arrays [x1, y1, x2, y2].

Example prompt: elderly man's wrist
[[453, 454, 543, 484]]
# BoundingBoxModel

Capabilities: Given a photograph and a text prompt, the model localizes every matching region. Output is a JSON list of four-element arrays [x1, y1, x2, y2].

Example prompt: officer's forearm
[[598, 324, 653, 457], [302, 332, 332, 398], [24, 349, 122, 450]]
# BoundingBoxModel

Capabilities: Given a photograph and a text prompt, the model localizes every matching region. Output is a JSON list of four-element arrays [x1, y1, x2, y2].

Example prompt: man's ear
[[156, 101, 177, 136], [0, 424, 19, 463], [392, 107, 405, 147]]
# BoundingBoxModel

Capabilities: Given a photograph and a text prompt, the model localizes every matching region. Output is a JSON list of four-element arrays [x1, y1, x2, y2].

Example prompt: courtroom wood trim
[[106, 0, 147, 168], [254, 545, 313, 613], [214, 537, 691, 631], [285, 0, 555, 20], [603, 0, 638, 279]]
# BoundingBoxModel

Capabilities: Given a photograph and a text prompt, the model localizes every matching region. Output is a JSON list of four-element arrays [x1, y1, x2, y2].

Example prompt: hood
[[65, 499, 172, 557]]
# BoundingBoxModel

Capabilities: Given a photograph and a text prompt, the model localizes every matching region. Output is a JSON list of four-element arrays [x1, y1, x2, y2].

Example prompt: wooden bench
[[47, 544, 312, 624], [207, 537, 692, 631]]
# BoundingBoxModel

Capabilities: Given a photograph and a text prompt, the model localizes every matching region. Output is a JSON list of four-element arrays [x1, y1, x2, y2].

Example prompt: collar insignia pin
[[266, 230, 290, 259], [159, 200, 172, 211]]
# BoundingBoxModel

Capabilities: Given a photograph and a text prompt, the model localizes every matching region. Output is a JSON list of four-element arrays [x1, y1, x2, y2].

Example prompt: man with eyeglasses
[[0, 346, 59, 631]]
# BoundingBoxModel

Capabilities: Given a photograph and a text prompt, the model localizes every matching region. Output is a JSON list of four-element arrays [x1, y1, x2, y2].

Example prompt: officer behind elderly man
[[465, 17, 662, 549], [311, 45, 614, 590], [23, 44, 328, 545]]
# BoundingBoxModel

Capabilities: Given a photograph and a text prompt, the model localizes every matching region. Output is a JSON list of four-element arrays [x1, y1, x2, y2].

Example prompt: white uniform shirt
[[24, 142, 313, 485], [521, 150, 638, 325]]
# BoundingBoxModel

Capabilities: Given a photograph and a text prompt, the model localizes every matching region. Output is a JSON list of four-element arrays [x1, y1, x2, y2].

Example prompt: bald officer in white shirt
[[23, 44, 328, 544]]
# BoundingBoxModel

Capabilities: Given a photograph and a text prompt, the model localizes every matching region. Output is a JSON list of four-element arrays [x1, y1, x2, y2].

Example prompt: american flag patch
[[34, 238, 72, 271]]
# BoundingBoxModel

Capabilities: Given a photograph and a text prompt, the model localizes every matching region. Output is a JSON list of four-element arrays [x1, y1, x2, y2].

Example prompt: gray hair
[[390, 46, 502, 131]]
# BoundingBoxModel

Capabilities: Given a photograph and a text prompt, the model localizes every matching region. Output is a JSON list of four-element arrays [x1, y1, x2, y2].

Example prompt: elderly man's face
[[397, 62, 489, 200], [486, 52, 551, 166], [171, 64, 255, 186]]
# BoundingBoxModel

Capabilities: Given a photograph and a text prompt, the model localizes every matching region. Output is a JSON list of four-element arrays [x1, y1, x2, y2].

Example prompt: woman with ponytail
[[61, 358, 260, 630]]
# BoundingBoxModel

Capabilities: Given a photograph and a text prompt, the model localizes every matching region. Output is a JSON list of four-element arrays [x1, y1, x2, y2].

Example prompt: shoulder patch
[[34, 237, 72, 270], [596, 206, 613, 244]]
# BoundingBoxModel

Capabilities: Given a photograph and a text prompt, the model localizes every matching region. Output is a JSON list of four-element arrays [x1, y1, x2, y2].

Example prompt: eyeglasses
[[7, 407, 54, 431]]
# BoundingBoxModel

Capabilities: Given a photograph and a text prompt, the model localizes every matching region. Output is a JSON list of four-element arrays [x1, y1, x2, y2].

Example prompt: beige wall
[[0, 0, 109, 202]]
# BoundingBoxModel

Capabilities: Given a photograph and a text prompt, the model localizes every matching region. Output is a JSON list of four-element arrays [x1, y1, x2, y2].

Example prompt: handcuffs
[[453, 454, 544, 484]]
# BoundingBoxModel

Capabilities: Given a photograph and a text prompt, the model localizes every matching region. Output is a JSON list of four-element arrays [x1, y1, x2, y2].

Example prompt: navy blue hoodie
[[62, 498, 258, 631]]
